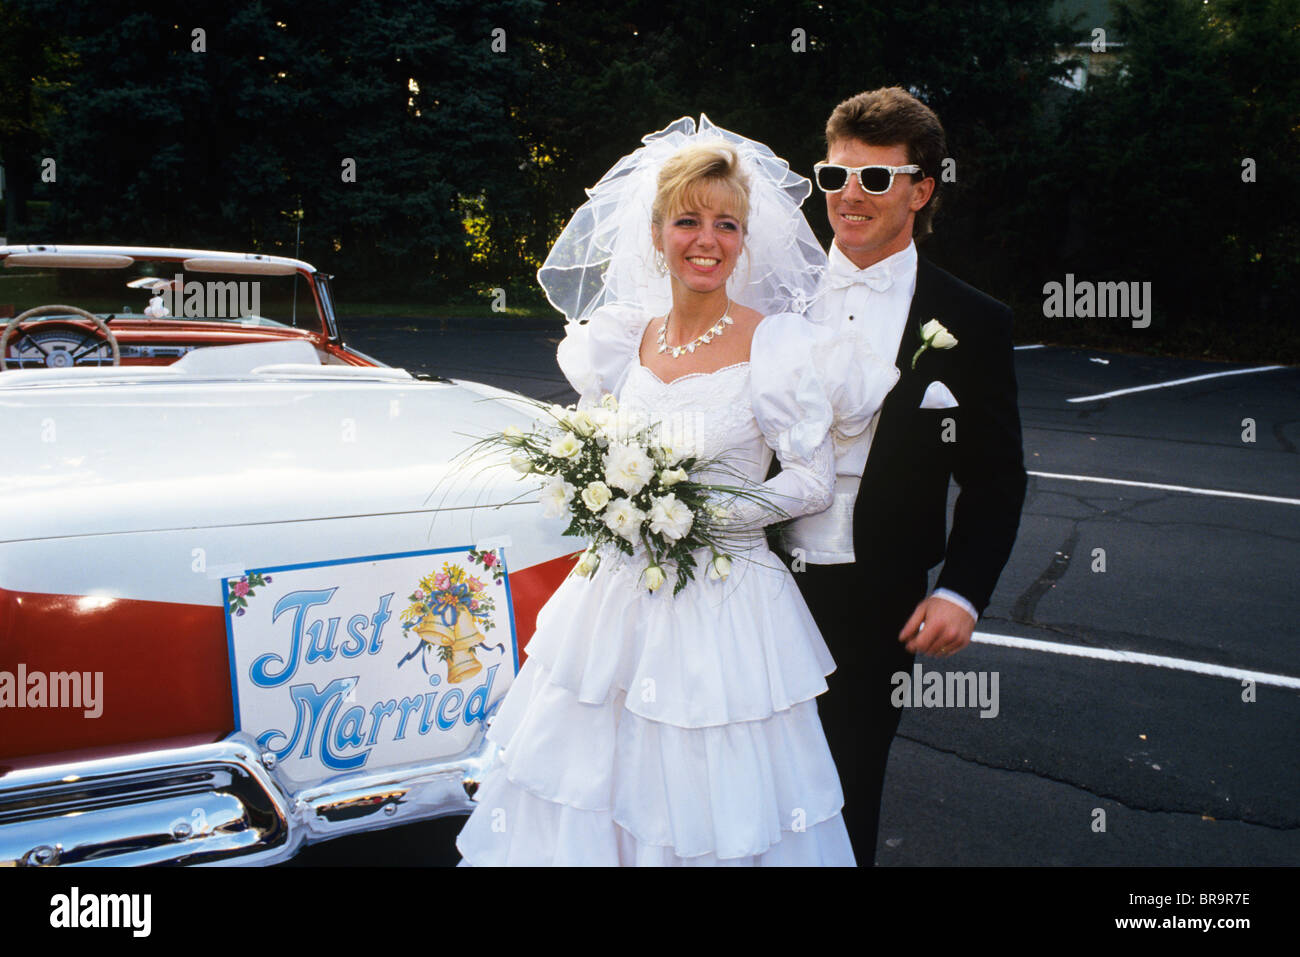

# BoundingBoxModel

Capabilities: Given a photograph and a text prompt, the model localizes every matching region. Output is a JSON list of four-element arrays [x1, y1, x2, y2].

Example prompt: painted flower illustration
[[227, 572, 271, 616], [398, 554, 505, 683]]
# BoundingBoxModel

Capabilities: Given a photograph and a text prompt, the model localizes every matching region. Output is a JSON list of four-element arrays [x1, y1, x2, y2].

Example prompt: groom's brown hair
[[826, 87, 946, 241]]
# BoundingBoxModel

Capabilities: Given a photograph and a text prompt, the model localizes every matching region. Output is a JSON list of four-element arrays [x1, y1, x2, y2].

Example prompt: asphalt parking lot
[[289, 318, 1299, 867]]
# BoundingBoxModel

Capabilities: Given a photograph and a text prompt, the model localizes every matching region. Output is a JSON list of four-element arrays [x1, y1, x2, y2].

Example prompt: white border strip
[[1028, 470, 1300, 506], [1067, 365, 1285, 403], [1014, 344, 1045, 351], [973, 631, 1300, 690]]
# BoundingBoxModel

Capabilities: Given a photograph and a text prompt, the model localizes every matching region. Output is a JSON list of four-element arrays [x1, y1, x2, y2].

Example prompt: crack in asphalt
[[1011, 524, 1081, 623], [896, 732, 1299, 831], [1023, 497, 1300, 544], [1083, 514, 1300, 544], [1024, 421, 1294, 452], [1272, 418, 1298, 453]]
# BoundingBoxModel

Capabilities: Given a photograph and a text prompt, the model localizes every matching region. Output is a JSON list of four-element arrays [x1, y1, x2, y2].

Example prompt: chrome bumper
[[0, 731, 499, 866]]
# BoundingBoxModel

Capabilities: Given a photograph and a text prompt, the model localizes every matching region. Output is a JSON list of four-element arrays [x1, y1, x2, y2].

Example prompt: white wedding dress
[[455, 304, 898, 866]]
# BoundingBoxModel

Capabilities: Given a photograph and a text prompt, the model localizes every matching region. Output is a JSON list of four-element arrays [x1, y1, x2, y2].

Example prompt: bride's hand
[[898, 595, 975, 657]]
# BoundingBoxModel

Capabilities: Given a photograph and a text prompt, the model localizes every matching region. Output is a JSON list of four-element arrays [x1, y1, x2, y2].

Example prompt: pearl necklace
[[657, 300, 734, 358]]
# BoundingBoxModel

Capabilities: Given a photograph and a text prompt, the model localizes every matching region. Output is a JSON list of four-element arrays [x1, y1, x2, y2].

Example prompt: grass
[[336, 301, 558, 320]]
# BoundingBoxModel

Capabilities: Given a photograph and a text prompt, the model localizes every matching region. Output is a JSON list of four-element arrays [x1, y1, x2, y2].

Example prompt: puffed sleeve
[[555, 303, 651, 406], [808, 321, 901, 443], [734, 313, 899, 529], [735, 313, 834, 526]]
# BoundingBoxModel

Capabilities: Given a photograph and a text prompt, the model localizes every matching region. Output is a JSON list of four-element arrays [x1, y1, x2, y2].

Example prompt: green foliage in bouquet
[[461, 394, 784, 596]]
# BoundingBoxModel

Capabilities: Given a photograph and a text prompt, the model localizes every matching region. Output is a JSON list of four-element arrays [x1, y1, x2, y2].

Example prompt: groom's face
[[824, 137, 932, 269]]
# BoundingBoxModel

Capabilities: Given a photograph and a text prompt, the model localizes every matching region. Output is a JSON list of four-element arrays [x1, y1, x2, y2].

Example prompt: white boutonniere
[[911, 318, 958, 370]]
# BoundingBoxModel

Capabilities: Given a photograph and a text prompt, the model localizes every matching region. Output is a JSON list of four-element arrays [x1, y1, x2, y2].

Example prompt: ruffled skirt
[[454, 544, 856, 866]]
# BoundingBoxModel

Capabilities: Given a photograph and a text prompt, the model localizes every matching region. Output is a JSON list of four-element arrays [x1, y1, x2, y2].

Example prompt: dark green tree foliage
[[1052, 0, 1299, 355], [1213, 0, 1300, 320], [0, 1, 71, 239], [13, 0, 540, 295], [516, 0, 1076, 314], [4, 0, 1295, 356]]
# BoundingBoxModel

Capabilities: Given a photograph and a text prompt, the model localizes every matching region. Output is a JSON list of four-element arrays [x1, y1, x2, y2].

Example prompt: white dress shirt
[[781, 239, 977, 622]]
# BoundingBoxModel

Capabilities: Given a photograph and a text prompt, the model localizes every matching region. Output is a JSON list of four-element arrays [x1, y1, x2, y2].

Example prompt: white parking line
[[972, 631, 1300, 690], [1028, 470, 1300, 506], [1067, 365, 1285, 403], [1014, 344, 1045, 351]]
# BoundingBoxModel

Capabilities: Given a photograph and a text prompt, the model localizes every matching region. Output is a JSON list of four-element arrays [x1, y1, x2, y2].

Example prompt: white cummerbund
[[778, 473, 860, 565]]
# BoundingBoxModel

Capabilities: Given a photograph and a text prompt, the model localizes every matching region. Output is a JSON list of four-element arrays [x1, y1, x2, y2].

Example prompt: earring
[[653, 249, 666, 276]]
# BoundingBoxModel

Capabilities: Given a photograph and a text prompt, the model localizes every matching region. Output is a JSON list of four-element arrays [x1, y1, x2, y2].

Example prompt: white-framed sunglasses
[[813, 162, 922, 194]]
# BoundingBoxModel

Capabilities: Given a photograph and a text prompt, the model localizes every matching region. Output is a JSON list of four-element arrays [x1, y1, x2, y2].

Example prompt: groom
[[781, 88, 1027, 862]]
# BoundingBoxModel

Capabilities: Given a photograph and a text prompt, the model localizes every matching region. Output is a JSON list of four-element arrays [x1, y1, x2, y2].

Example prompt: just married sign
[[222, 545, 518, 788]]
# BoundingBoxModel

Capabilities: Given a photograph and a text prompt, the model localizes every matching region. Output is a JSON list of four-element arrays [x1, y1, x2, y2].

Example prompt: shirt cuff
[[932, 588, 978, 623]]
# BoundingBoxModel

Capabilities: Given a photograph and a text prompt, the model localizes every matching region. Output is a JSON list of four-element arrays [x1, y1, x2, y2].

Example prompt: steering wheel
[[0, 304, 121, 371]]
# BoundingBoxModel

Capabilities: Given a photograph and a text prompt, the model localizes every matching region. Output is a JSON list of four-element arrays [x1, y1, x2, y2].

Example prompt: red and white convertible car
[[0, 245, 574, 865]]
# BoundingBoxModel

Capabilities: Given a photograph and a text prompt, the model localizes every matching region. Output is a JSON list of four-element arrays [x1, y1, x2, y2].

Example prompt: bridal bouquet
[[472, 394, 782, 596]]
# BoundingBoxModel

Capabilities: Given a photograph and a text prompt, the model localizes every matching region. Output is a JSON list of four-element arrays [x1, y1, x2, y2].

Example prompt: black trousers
[[782, 553, 925, 864]]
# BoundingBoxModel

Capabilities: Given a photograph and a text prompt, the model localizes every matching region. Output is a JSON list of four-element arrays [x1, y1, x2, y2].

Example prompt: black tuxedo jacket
[[850, 255, 1027, 615]]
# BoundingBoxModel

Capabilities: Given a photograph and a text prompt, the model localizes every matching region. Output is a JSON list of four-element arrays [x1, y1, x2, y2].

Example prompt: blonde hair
[[651, 142, 751, 234]]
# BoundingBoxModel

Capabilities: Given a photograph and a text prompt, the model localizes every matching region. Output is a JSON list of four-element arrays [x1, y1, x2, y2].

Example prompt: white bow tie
[[826, 260, 892, 293]]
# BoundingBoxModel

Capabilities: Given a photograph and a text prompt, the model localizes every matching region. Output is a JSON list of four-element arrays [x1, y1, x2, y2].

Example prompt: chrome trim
[[0, 729, 499, 866], [316, 274, 342, 344], [338, 342, 392, 368], [1, 244, 316, 274]]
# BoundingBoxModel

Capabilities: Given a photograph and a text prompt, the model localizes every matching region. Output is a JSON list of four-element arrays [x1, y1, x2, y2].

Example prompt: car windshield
[[0, 261, 320, 329]]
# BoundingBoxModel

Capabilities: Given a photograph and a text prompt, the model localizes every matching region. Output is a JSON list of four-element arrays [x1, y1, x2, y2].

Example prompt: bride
[[455, 116, 899, 866]]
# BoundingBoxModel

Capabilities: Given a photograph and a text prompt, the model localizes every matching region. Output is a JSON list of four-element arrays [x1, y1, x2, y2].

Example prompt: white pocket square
[[920, 380, 959, 409]]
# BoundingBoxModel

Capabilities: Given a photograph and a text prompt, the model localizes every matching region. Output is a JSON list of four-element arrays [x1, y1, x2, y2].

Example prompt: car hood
[[0, 374, 540, 542]]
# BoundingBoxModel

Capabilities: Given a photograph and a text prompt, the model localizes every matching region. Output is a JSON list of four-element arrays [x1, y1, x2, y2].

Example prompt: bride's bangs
[[675, 178, 749, 232], [653, 142, 751, 232]]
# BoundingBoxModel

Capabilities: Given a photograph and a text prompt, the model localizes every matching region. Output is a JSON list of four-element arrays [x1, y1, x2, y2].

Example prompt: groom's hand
[[898, 596, 976, 657]]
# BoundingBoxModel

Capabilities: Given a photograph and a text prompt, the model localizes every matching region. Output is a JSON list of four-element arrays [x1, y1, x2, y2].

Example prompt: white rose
[[601, 497, 646, 544], [921, 318, 958, 350], [641, 564, 666, 592], [655, 415, 696, 464], [600, 392, 619, 411], [548, 403, 572, 425], [581, 480, 612, 512], [606, 408, 648, 443], [604, 441, 655, 495], [573, 548, 600, 578], [540, 475, 576, 519], [589, 408, 614, 447], [509, 452, 533, 474], [658, 466, 688, 486], [707, 553, 732, 580], [647, 493, 694, 542], [549, 432, 583, 459], [502, 424, 525, 446], [569, 410, 597, 437]]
